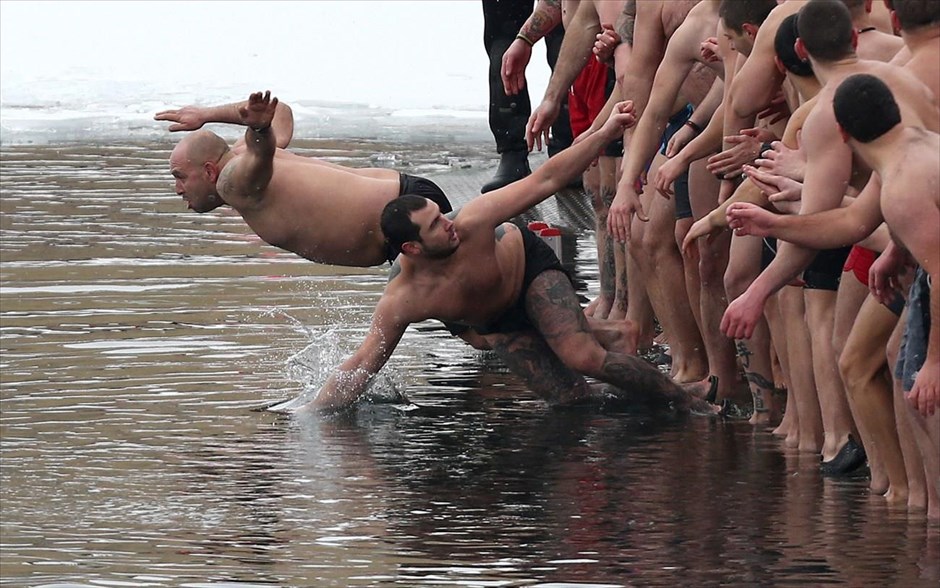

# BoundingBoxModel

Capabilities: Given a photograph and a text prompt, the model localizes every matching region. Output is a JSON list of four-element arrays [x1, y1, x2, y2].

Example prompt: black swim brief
[[386, 174, 454, 263], [399, 173, 452, 213], [802, 246, 852, 291], [471, 226, 571, 336]]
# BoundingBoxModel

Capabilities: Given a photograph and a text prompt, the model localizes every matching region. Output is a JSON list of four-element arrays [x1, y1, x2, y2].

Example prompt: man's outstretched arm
[[726, 173, 884, 249], [472, 101, 636, 227], [309, 294, 409, 413], [155, 96, 294, 148], [220, 91, 279, 199]]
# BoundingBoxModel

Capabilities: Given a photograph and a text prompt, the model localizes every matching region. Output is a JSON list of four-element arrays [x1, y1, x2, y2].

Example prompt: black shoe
[[820, 435, 867, 476], [482, 150, 531, 193]]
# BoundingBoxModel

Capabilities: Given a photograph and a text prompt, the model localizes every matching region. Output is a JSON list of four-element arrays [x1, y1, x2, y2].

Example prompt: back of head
[[381, 195, 428, 255], [719, 0, 778, 34], [888, 0, 940, 31], [775, 14, 815, 77], [833, 73, 902, 142], [178, 129, 230, 164], [840, 0, 867, 13], [798, 0, 856, 62]]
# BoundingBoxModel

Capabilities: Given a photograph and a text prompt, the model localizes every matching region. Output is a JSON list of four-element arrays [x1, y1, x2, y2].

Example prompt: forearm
[[766, 207, 874, 249], [707, 179, 767, 228], [245, 125, 277, 160], [518, 0, 562, 44], [312, 367, 374, 413], [540, 124, 622, 193], [750, 241, 818, 300], [929, 279, 939, 366], [674, 100, 724, 164], [543, 5, 601, 102]]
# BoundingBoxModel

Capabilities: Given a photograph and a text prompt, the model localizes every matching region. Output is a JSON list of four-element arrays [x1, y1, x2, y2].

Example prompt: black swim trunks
[[473, 226, 571, 336], [660, 104, 694, 220], [386, 174, 454, 263], [803, 246, 852, 291]]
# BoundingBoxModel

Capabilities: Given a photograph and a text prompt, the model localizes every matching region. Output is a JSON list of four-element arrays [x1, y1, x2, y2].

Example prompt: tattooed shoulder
[[387, 261, 402, 283], [495, 222, 518, 242], [217, 160, 237, 198], [618, 0, 636, 46]]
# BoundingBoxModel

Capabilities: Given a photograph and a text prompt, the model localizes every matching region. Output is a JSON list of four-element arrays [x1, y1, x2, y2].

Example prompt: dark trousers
[[482, 0, 573, 156]]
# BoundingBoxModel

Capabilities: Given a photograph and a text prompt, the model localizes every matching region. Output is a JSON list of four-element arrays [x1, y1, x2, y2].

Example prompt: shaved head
[[174, 129, 230, 164]]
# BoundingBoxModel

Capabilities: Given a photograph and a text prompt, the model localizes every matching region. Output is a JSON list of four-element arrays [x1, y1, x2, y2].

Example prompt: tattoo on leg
[[602, 234, 616, 298], [735, 340, 753, 370], [490, 331, 587, 404], [744, 371, 775, 413]]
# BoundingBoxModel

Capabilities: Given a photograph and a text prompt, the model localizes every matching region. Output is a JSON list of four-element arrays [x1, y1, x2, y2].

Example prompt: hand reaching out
[[754, 139, 806, 182], [154, 105, 207, 132], [725, 202, 778, 238], [239, 91, 278, 131], [742, 164, 803, 204], [526, 98, 561, 152], [706, 128, 769, 178]]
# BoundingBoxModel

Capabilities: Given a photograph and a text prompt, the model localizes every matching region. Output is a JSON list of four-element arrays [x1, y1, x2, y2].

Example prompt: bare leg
[[523, 269, 712, 412], [886, 312, 929, 512], [584, 161, 613, 319], [484, 330, 593, 406], [766, 290, 797, 442], [725, 232, 778, 424], [588, 316, 639, 355], [780, 286, 824, 453], [804, 288, 860, 468], [630, 155, 707, 383], [839, 293, 906, 500]]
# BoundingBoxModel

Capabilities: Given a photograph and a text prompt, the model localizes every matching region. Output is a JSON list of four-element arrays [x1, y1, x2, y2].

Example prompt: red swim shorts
[[568, 58, 610, 138]]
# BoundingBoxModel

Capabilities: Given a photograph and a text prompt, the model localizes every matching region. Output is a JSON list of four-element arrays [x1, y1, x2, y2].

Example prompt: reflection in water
[[1, 142, 937, 587]]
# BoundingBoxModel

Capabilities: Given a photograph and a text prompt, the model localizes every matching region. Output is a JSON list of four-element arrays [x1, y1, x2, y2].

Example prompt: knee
[[724, 263, 755, 300], [838, 341, 883, 390]]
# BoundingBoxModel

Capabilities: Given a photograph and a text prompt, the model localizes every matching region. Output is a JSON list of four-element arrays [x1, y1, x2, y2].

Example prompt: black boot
[[482, 150, 531, 193]]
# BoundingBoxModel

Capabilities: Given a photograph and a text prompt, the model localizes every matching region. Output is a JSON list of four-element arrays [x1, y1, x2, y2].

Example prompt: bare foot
[[585, 294, 613, 320], [883, 485, 908, 505]]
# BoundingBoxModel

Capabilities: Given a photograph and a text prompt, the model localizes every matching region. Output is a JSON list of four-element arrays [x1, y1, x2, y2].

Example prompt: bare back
[[879, 129, 940, 267], [218, 153, 401, 267]]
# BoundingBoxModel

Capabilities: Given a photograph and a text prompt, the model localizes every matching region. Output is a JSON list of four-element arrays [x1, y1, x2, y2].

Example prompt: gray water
[[1, 141, 938, 587]]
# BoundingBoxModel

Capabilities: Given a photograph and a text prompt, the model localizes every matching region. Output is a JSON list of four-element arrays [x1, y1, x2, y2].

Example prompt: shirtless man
[[157, 92, 453, 268], [723, 0, 939, 473], [517, 0, 630, 322], [299, 102, 713, 416], [731, 74, 939, 518], [502, 0, 626, 319]]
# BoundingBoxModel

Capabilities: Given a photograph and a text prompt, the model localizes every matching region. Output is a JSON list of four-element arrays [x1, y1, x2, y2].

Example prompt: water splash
[[261, 308, 408, 413]]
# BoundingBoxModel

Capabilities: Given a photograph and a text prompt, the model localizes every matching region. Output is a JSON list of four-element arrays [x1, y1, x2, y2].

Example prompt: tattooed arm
[[502, 0, 563, 95]]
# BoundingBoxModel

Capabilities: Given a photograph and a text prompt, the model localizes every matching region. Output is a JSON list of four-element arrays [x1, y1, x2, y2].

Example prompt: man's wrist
[[684, 120, 704, 135], [515, 32, 536, 46]]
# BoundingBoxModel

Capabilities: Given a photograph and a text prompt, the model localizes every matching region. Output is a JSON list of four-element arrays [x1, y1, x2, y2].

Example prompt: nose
[[175, 180, 184, 195]]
